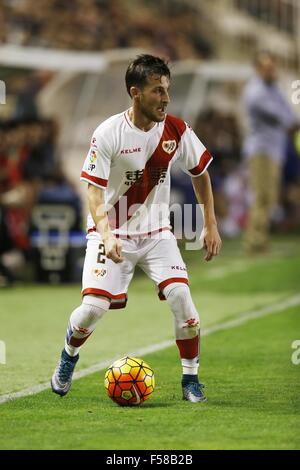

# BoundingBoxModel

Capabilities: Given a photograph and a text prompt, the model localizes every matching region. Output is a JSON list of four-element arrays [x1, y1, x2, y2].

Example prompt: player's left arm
[[191, 170, 222, 261]]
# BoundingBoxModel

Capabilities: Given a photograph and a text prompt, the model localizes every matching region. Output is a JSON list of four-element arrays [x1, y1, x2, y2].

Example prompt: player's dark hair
[[125, 54, 171, 97]]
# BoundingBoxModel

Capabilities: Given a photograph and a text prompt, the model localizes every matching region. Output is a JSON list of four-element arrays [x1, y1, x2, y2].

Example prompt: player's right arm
[[88, 184, 124, 264]]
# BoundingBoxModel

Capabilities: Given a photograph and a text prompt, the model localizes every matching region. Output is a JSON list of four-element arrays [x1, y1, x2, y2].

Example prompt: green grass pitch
[[0, 236, 299, 449]]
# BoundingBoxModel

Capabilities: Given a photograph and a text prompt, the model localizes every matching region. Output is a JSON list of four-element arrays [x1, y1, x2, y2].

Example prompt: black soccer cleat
[[51, 349, 79, 397], [182, 381, 207, 403]]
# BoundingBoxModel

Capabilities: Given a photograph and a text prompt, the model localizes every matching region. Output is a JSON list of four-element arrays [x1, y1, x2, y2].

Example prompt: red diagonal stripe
[[108, 115, 186, 229]]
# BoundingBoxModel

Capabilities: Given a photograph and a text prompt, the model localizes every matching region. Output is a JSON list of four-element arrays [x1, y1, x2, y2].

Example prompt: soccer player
[[51, 55, 222, 402]]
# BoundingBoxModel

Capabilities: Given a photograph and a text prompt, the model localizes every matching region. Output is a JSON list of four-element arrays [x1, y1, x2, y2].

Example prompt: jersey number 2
[[97, 243, 106, 264]]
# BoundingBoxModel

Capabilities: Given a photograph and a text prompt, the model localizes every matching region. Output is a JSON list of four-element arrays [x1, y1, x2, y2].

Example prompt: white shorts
[[82, 230, 189, 309]]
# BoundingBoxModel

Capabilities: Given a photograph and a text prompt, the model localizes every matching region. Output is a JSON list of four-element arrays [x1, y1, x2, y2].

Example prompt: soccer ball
[[104, 356, 155, 406]]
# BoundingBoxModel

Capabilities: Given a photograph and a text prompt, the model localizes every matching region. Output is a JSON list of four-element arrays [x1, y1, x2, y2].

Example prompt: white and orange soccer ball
[[104, 356, 155, 406]]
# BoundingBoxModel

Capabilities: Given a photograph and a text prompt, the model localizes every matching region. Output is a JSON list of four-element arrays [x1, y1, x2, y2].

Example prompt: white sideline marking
[[1, 293, 300, 405]]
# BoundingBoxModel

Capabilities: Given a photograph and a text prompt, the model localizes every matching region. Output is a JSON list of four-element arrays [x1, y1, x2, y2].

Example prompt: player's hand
[[103, 235, 124, 264], [203, 224, 222, 262]]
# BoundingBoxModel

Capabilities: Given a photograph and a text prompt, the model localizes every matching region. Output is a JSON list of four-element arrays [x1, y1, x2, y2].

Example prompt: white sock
[[65, 295, 110, 356], [181, 357, 199, 375]]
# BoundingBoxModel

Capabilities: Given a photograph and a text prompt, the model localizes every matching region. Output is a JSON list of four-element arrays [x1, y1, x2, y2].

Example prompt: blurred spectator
[[0, 6, 6, 43], [0, 0, 214, 61], [8, 71, 53, 121], [0, 117, 81, 285], [242, 51, 299, 254], [194, 108, 246, 235], [33, 160, 82, 232], [280, 134, 300, 232], [235, 0, 295, 34]]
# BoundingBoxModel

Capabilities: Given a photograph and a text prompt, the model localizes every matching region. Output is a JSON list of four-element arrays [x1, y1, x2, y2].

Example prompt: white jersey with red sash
[[80, 109, 212, 237]]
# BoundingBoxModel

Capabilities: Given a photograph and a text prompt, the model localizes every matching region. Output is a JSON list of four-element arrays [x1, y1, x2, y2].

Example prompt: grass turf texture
[[0, 236, 299, 449], [0, 307, 299, 450]]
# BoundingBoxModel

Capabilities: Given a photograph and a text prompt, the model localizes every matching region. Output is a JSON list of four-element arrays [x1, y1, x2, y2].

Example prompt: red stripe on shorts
[[158, 277, 189, 301], [109, 299, 128, 309], [82, 289, 128, 310], [82, 288, 126, 301]]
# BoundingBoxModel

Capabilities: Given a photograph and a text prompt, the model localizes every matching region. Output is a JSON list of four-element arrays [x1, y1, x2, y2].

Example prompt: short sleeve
[[80, 129, 112, 189], [178, 125, 213, 177]]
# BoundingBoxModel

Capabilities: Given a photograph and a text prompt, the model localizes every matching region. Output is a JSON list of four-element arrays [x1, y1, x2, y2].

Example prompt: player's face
[[138, 74, 170, 122], [257, 57, 277, 83]]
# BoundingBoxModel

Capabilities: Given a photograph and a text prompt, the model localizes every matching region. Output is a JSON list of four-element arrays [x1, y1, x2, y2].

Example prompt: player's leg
[[51, 294, 110, 396], [138, 232, 206, 402], [51, 235, 134, 396], [65, 294, 110, 357], [163, 282, 206, 402]]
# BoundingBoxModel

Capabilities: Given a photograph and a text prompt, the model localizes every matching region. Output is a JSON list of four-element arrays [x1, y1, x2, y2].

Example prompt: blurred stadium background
[[0, 0, 299, 285]]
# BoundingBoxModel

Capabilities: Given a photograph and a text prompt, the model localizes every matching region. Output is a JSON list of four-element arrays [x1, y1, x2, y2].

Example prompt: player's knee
[[68, 295, 111, 341], [163, 282, 191, 306], [81, 294, 111, 322], [164, 283, 200, 331]]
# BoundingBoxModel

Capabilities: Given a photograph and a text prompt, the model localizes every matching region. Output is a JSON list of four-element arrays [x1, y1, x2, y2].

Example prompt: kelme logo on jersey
[[162, 140, 177, 154], [121, 147, 142, 155]]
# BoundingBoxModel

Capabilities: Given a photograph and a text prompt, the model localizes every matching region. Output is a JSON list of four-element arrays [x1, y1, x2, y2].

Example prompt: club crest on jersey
[[162, 140, 177, 154], [92, 267, 107, 279]]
